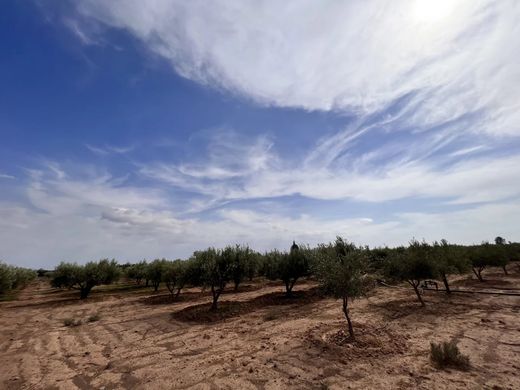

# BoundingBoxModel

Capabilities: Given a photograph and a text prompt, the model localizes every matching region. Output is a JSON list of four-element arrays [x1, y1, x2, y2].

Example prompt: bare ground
[[1, 268, 519, 389]]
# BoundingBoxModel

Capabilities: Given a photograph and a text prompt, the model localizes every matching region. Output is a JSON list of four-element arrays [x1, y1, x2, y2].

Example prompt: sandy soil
[[1, 268, 519, 390]]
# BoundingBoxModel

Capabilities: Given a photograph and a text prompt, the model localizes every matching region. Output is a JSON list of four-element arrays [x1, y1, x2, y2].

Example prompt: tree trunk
[[342, 296, 355, 340], [441, 273, 451, 294], [502, 265, 508, 275], [210, 285, 220, 311], [472, 267, 484, 282], [284, 278, 297, 297], [175, 288, 181, 299], [409, 280, 425, 306], [234, 280, 240, 291], [166, 284, 175, 299], [80, 285, 93, 299], [284, 280, 292, 297]]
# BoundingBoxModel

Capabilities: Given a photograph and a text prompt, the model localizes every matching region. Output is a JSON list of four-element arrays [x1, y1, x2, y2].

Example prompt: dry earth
[[1, 268, 519, 389]]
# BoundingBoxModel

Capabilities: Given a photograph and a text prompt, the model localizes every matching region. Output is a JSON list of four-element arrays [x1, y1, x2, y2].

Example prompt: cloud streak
[[72, 0, 520, 136], [1, 162, 519, 267]]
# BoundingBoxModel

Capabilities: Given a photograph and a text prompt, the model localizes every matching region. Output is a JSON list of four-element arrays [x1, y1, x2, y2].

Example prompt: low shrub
[[88, 313, 101, 322], [63, 318, 82, 327], [430, 340, 470, 370]]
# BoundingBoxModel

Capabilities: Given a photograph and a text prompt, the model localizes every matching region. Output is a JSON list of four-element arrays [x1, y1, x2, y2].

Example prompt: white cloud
[[0, 173, 15, 180], [2, 176, 519, 267], [86, 143, 135, 155], [140, 129, 520, 207], [71, 0, 520, 135], [3, 1, 520, 266]]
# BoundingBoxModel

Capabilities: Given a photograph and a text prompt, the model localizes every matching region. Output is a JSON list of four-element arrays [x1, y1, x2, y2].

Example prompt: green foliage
[[195, 247, 235, 310], [146, 259, 167, 292], [263, 243, 310, 296], [430, 240, 470, 293], [430, 340, 470, 370], [316, 244, 369, 300], [468, 243, 508, 281], [162, 259, 188, 299], [366, 246, 392, 273], [229, 244, 257, 290], [51, 259, 120, 299], [0, 262, 36, 296], [0, 263, 14, 295], [314, 238, 372, 339], [126, 260, 148, 285], [385, 240, 437, 306], [36, 268, 51, 277], [504, 242, 520, 262]]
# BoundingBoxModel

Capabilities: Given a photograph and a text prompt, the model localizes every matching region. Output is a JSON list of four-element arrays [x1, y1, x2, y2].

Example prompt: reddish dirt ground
[[1, 267, 519, 389]]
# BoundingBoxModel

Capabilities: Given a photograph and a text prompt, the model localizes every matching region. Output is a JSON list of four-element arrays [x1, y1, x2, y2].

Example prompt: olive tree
[[0, 262, 14, 295], [315, 238, 372, 340], [431, 240, 470, 294], [51, 259, 120, 299], [230, 244, 256, 291], [196, 247, 234, 311], [263, 243, 310, 296], [385, 240, 437, 306], [162, 260, 188, 299], [126, 260, 148, 285], [0, 263, 36, 295], [504, 243, 520, 272], [468, 243, 508, 281], [146, 259, 167, 292]]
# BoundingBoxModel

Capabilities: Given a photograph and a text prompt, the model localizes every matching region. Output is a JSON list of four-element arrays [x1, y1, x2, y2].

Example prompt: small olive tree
[[431, 240, 470, 294], [385, 240, 437, 306], [0, 262, 14, 295], [126, 260, 148, 285], [51, 259, 120, 299], [1, 262, 37, 295], [162, 260, 188, 299], [263, 243, 310, 296], [245, 251, 260, 281], [230, 244, 256, 291], [315, 238, 371, 340], [468, 243, 508, 281], [8, 265, 36, 291], [196, 247, 234, 311], [146, 259, 167, 292]]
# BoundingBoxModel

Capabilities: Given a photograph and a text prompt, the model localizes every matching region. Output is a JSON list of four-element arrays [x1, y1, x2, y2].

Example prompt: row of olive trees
[[0, 262, 36, 296], [310, 237, 518, 339], [48, 238, 518, 339]]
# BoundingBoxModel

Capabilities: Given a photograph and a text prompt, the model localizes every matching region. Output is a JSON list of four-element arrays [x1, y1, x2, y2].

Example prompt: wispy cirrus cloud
[[0, 173, 16, 180], [2, 160, 519, 267], [85, 143, 135, 155], [140, 122, 520, 209], [69, 0, 520, 136]]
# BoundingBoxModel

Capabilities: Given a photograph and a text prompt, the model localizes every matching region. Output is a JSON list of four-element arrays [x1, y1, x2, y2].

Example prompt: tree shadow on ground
[[451, 277, 514, 289], [139, 280, 296, 306], [170, 287, 326, 323], [371, 290, 510, 321]]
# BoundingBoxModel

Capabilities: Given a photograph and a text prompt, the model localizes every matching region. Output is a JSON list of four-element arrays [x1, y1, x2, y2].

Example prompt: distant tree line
[[0, 262, 36, 296]]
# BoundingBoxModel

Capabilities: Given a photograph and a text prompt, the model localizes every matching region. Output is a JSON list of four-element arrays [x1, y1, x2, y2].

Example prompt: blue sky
[[1, 0, 519, 268]]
